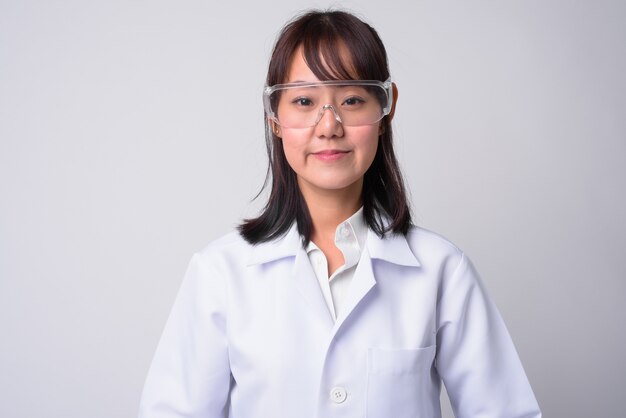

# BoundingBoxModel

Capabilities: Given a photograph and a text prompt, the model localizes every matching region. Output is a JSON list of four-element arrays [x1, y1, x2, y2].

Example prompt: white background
[[1, 1, 625, 417]]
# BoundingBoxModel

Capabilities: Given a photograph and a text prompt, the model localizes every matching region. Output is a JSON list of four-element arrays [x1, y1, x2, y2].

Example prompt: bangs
[[242, 10, 411, 245], [301, 35, 356, 81], [299, 20, 386, 82], [267, 10, 389, 86]]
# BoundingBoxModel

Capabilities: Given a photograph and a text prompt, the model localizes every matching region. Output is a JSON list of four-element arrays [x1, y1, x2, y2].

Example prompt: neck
[[299, 179, 363, 243]]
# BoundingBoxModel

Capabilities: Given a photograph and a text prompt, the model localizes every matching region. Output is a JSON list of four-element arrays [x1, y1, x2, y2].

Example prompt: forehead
[[285, 43, 358, 83]]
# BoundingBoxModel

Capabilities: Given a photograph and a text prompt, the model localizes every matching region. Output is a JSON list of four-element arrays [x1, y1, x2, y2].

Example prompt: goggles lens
[[263, 79, 392, 129]]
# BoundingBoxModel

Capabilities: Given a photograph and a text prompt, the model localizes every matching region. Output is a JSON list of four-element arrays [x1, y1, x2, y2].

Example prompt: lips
[[312, 149, 350, 161]]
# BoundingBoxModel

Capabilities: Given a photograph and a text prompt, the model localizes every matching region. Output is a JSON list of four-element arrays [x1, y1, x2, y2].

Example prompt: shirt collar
[[347, 206, 368, 252], [247, 211, 420, 268], [304, 206, 367, 254]]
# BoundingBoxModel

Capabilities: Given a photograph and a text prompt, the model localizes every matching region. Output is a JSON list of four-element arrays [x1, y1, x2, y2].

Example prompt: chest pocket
[[366, 345, 438, 418]]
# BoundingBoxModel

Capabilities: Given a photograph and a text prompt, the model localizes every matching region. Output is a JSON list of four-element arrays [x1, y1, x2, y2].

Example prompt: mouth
[[311, 149, 350, 161]]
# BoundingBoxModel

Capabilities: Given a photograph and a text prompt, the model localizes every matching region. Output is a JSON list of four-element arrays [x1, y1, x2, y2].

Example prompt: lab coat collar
[[365, 228, 421, 267], [247, 221, 420, 268], [247, 222, 301, 266]]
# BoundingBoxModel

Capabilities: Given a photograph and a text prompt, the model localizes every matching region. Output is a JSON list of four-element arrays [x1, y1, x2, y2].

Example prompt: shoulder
[[193, 225, 300, 268], [193, 230, 256, 267], [405, 225, 463, 255], [199, 230, 250, 252], [184, 227, 299, 289], [403, 225, 466, 272]]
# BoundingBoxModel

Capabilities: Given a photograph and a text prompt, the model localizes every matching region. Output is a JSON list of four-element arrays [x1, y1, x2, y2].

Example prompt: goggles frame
[[263, 78, 393, 128]]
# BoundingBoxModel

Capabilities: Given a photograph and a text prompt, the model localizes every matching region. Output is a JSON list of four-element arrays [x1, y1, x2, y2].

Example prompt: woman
[[139, 10, 541, 418]]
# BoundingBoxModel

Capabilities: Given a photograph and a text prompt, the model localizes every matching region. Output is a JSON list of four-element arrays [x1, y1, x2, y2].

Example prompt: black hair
[[238, 10, 411, 245]]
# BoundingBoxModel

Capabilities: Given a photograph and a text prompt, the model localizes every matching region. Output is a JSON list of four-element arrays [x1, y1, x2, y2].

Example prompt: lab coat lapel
[[249, 223, 335, 330], [248, 222, 421, 334], [333, 229, 421, 334], [293, 246, 335, 329], [332, 247, 377, 333]]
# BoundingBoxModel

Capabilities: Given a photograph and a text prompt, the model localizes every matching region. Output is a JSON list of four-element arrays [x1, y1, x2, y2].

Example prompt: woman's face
[[275, 47, 380, 198]]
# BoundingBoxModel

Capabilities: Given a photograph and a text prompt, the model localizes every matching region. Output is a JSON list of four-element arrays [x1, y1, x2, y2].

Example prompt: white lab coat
[[139, 223, 541, 418]]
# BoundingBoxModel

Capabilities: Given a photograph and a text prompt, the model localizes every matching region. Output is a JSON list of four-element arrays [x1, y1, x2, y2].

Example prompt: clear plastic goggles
[[263, 78, 393, 129]]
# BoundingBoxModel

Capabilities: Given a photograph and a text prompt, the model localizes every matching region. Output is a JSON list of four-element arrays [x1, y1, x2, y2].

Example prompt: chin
[[308, 177, 363, 192]]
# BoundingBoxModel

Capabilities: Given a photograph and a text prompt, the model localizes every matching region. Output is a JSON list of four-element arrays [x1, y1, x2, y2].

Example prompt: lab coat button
[[330, 387, 347, 403], [340, 226, 350, 238]]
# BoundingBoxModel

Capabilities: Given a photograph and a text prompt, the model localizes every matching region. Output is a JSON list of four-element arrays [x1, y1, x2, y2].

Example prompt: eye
[[343, 96, 365, 106], [292, 97, 313, 106]]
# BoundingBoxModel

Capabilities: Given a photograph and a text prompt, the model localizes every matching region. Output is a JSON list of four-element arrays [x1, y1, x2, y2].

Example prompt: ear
[[388, 82, 399, 122], [269, 118, 282, 138]]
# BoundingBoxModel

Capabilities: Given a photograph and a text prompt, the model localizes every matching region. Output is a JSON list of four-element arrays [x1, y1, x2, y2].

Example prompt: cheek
[[280, 130, 310, 168], [353, 126, 380, 165]]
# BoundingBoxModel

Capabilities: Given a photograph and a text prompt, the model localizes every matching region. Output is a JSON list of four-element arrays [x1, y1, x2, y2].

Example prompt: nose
[[314, 104, 342, 125], [314, 104, 344, 138]]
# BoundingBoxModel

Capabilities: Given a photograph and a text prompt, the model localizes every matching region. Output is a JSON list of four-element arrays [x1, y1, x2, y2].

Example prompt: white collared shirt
[[305, 207, 368, 321]]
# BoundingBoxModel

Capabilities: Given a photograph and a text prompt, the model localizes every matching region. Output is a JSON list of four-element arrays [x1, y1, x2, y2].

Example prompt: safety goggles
[[263, 78, 393, 129]]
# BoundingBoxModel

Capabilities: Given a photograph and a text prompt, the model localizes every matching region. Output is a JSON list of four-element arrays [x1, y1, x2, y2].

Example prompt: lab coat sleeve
[[435, 253, 541, 418], [138, 252, 230, 418]]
